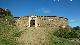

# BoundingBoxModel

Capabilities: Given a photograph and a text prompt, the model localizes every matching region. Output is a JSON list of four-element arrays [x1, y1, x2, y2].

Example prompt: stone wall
[[15, 16, 29, 28], [15, 16, 68, 28], [37, 16, 68, 28]]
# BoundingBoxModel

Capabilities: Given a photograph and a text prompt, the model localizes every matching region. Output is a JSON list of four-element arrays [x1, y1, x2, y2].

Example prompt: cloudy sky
[[0, 0, 80, 27]]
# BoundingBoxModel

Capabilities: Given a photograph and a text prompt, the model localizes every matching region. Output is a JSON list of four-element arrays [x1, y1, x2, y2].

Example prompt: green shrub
[[48, 31, 80, 45], [12, 30, 23, 37], [49, 36, 80, 45], [53, 27, 80, 38], [0, 8, 21, 45], [0, 22, 22, 45]]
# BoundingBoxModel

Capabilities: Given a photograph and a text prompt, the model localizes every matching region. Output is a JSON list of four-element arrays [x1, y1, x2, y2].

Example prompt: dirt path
[[18, 27, 57, 45]]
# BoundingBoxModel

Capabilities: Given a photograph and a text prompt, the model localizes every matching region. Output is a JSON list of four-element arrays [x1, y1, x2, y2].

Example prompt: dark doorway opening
[[30, 20, 35, 27]]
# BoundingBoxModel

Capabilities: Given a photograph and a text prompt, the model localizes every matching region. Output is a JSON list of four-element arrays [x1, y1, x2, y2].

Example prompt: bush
[[53, 27, 80, 38], [50, 36, 80, 45], [0, 8, 22, 45], [12, 30, 23, 37], [47, 32, 80, 45], [0, 22, 22, 45]]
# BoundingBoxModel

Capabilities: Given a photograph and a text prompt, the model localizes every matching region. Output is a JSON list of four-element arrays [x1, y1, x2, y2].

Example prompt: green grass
[[48, 31, 80, 45], [49, 36, 80, 45], [0, 22, 22, 45], [0, 22, 80, 45], [12, 30, 23, 37]]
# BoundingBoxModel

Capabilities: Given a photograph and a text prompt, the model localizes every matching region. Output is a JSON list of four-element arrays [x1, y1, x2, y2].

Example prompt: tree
[[73, 26, 80, 30], [0, 8, 15, 25]]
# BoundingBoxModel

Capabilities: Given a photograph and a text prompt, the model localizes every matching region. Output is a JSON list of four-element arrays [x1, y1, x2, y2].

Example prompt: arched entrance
[[30, 20, 35, 27]]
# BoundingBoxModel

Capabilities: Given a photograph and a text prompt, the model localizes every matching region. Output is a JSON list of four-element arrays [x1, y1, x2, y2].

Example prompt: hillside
[[0, 8, 80, 45], [18, 27, 57, 45], [17, 27, 80, 45]]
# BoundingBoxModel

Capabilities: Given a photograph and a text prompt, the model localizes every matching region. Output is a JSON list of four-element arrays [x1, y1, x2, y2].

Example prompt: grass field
[[0, 23, 80, 45]]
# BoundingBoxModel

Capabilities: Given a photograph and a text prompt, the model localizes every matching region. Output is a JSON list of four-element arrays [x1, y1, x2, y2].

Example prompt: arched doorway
[[30, 20, 35, 27]]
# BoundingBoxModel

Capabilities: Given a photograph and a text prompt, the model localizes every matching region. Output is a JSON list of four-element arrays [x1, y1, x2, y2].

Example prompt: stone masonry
[[15, 15, 68, 28]]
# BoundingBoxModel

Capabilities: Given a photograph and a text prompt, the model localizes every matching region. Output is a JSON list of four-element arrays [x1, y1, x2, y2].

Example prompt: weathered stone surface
[[15, 16, 68, 28]]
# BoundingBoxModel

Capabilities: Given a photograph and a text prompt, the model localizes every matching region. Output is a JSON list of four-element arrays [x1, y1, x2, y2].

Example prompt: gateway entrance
[[30, 20, 35, 27]]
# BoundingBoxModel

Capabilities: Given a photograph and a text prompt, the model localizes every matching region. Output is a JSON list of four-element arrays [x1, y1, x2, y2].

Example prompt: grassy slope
[[48, 30, 80, 45], [0, 22, 79, 45], [18, 27, 80, 45], [48, 35, 80, 45], [0, 23, 22, 45]]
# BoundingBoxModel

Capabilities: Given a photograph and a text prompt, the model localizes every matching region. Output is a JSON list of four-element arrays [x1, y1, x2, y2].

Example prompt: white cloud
[[69, 18, 79, 23], [70, 0, 72, 1], [69, 19, 76, 22], [42, 8, 50, 13]]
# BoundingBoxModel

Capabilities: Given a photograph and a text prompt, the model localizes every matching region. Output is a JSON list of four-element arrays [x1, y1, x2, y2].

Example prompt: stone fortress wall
[[0, 8, 68, 28], [15, 15, 68, 28]]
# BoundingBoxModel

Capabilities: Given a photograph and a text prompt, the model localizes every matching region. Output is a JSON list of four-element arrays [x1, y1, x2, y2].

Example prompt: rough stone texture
[[15, 16, 29, 28], [37, 16, 67, 28], [15, 16, 68, 28]]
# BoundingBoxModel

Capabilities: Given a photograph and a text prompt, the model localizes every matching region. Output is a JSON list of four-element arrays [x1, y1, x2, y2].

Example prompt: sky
[[0, 0, 80, 27]]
